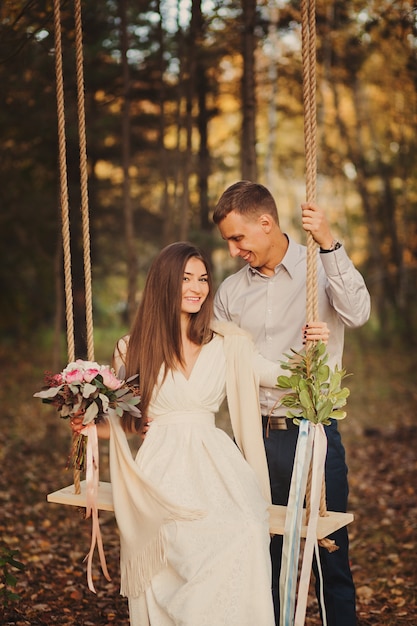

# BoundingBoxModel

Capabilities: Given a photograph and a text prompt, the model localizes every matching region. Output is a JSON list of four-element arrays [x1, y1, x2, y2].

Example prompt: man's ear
[[258, 213, 274, 234]]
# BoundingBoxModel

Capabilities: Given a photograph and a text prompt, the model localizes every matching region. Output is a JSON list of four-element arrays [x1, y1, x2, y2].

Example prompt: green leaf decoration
[[316, 398, 334, 423], [277, 375, 294, 388], [83, 401, 98, 424], [276, 340, 351, 425], [33, 386, 63, 399], [317, 364, 330, 384], [299, 388, 314, 410], [82, 382, 98, 399], [99, 393, 110, 412]]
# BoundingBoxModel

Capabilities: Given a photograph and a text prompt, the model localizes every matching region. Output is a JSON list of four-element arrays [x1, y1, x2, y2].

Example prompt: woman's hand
[[69, 414, 85, 435], [140, 417, 153, 441], [69, 413, 110, 439], [302, 321, 330, 344]]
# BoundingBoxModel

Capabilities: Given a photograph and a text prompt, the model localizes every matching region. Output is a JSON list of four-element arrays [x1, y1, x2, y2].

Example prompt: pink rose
[[65, 369, 84, 384], [100, 367, 123, 390], [84, 368, 100, 383]]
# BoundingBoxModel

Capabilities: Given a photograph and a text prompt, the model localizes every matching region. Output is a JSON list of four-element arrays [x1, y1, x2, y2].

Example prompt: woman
[[73, 242, 329, 625]]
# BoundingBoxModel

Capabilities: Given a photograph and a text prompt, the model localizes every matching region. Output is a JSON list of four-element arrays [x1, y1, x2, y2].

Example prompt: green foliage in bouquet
[[276, 341, 351, 425]]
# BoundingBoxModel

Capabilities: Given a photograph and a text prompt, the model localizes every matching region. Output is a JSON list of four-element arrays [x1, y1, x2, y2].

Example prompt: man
[[213, 181, 370, 626]]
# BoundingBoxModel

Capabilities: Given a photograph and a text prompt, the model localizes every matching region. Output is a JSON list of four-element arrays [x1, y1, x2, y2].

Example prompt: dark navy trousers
[[263, 419, 357, 626]]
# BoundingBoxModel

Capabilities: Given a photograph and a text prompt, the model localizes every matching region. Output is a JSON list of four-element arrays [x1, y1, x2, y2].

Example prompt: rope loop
[[53, 0, 94, 363], [53, 0, 94, 491]]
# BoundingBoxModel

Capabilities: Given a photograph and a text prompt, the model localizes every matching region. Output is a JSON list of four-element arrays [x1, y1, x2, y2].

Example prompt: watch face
[[320, 240, 342, 252]]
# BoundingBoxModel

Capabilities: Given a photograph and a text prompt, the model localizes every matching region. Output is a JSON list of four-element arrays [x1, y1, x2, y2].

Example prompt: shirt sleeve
[[213, 283, 231, 322], [252, 352, 286, 388], [320, 246, 371, 328]]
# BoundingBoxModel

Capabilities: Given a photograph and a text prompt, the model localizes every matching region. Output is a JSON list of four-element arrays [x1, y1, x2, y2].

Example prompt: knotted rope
[[301, 0, 328, 522], [74, 0, 95, 363], [302, 0, 319, 325], [53, 0, 74, 364]]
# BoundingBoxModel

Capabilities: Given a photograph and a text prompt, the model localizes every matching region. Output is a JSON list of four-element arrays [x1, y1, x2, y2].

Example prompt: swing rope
[[54, 0, 328, 516], [74, 0, 95, 363], [302, 0, 319, 324], [53, 0, 94, 494], [301, 0, 328, 520], [53, 0, 75, 364], [278, 6, 336, 623]]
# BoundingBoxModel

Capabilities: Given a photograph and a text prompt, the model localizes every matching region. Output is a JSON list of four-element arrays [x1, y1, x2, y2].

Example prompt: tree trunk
[[155, 0, 172, 247], [197, 67, 210, 231], [179, 0, 200, 240], [264, 5, 279, 189], [120, 0, 138, 325], [241, 0, 258, 180], [194, 2, 210, 232]]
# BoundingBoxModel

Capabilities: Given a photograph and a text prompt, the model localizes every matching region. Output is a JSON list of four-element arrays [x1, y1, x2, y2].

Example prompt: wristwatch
[[320, 240, 342, 253]]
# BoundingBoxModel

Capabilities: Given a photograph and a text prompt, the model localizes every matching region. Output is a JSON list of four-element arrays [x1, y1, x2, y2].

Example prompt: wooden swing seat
[[47, 481, 353, 539]]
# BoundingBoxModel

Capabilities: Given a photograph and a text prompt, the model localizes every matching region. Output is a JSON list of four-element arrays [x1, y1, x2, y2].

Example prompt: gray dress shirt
[[213, 236, 371, 417]]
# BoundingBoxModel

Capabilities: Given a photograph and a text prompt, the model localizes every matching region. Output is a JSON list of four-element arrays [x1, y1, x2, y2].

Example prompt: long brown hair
[[121, 242, 214, 430]]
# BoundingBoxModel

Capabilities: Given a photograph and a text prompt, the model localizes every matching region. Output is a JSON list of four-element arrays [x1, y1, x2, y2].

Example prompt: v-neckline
[[176, 343, 204, 381]]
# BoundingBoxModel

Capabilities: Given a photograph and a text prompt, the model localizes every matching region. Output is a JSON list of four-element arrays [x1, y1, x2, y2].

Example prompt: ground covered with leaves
[[1, 339, 416, 625]]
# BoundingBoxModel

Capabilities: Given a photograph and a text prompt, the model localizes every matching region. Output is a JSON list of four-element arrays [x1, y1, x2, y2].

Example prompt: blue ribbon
[[279, 419, 313, 626]]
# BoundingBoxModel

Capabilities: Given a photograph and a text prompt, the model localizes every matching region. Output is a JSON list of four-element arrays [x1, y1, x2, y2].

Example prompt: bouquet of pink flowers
[[34, 359, 140, 469]]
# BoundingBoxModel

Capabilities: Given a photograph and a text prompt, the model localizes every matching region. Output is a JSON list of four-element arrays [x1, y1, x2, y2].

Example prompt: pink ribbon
[[80, 423, 111, 593]]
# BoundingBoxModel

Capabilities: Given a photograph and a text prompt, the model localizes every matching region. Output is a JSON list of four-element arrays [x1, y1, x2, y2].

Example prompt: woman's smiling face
[[181, 257, 209, 315]]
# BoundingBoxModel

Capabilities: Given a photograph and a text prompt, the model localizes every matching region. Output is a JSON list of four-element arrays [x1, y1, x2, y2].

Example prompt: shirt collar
[[247, 235, 299, 279]]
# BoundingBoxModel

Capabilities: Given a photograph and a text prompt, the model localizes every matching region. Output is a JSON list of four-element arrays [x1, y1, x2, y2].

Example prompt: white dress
[[126, 334, 275, 625]]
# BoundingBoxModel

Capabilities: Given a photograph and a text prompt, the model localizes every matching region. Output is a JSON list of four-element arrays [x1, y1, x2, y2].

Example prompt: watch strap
[[320, 240, 342, 253]]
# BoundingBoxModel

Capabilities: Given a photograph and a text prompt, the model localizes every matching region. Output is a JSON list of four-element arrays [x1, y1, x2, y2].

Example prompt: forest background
[[0, 1, 417, 624]]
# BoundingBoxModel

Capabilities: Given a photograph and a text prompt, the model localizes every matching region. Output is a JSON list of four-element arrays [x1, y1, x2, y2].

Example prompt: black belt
[[262, 415, 299, 431]]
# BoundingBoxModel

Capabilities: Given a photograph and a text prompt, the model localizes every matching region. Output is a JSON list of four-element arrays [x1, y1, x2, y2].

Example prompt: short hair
[[213, 180, 279, 225]]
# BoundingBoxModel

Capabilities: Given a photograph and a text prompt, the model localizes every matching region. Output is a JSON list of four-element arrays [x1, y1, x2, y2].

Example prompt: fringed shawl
[[108, 414, 205, 597], [211, 320, 271, 503], [108, 320, 271, 598]]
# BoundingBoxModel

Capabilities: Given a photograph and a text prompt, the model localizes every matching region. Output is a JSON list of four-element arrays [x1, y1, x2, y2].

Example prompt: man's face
[[217, 210, 271, 270]]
